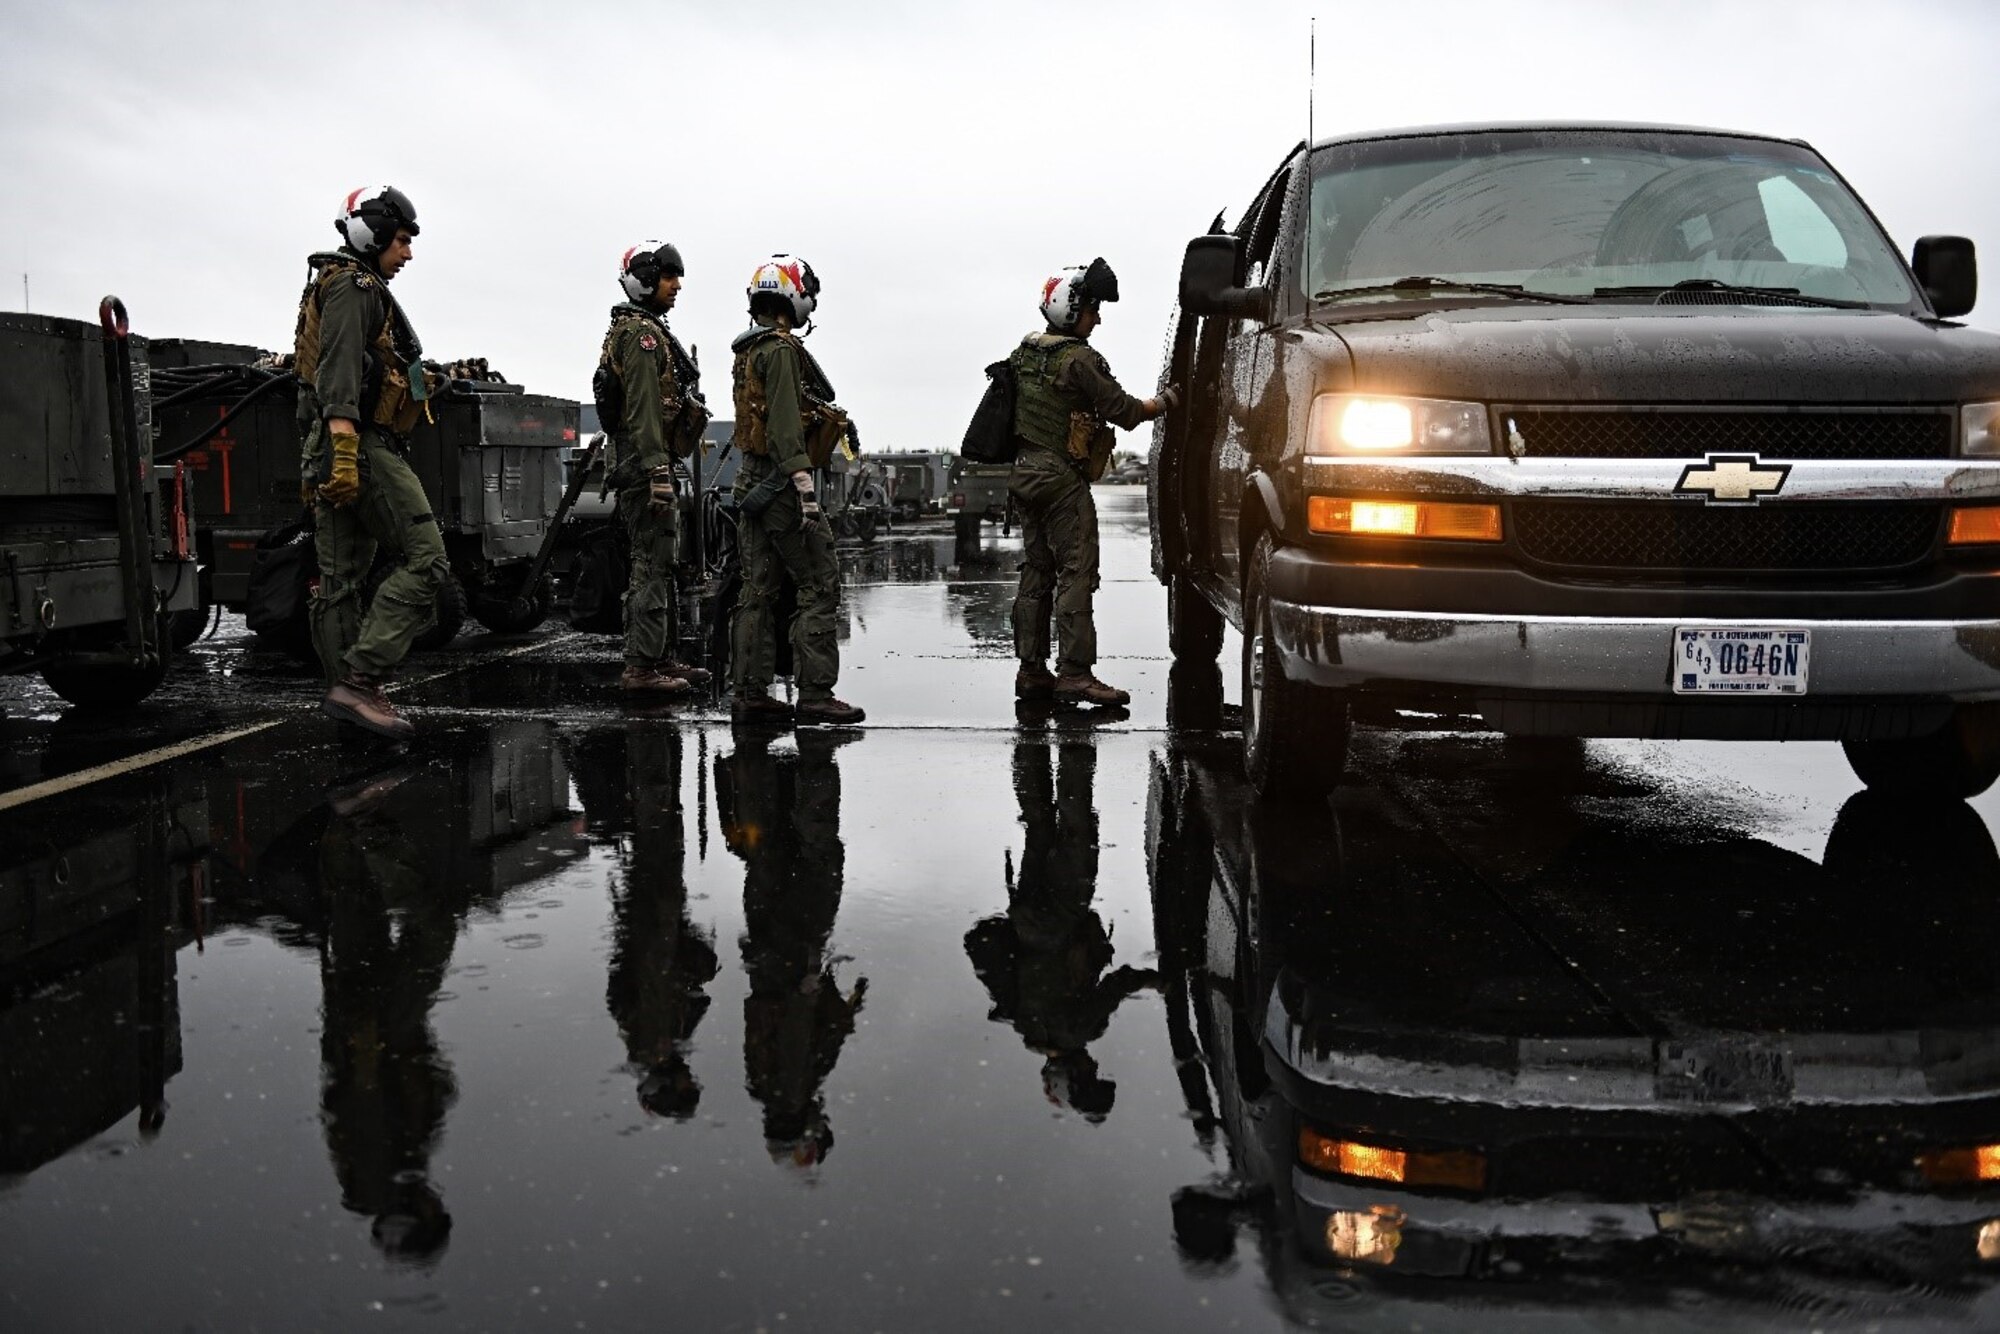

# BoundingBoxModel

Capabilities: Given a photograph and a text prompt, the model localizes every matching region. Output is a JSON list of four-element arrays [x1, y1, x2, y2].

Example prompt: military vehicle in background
[[0, 771, 206, 1176], [946, 456, 1012, 548], [152, 343, 579, 659], [876, 450, 952, 520], [1, 302, 200, 706]]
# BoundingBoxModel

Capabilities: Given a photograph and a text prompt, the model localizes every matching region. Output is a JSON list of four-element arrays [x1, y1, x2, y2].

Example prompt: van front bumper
[[1270, 600, 2000, 700]]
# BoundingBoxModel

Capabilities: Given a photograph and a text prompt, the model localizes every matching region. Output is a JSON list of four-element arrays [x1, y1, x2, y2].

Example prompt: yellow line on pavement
[[0, 631, 584, 812], [0, 720, 287, 812]]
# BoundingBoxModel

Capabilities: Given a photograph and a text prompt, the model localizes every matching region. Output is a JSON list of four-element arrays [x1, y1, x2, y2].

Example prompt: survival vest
[[594, 304, 708, 470], [731, 326, 849, 467], [291, 251, 431, 435], [1008, 334, 1114, 476], [1008, 334, 1090, 453]]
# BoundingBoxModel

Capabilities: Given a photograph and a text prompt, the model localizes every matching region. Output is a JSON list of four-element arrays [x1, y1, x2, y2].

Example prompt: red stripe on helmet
[[345, 188, 365, 214]]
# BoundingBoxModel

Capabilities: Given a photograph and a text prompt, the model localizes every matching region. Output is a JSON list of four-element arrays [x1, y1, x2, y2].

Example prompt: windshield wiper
[[1313, 276, 1590, 306], [1589, 278, 1870, 310]]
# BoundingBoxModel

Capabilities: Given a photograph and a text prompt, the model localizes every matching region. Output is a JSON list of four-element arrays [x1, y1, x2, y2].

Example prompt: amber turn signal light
[[1307, 496, 1502, 541], [1948, 507, 2000, 546], [1918, 1144, 2000, 1185], [1298, 1127, 1487, 1192]]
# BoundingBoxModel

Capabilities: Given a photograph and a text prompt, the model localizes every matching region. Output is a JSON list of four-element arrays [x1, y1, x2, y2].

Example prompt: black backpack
[[959, 359, 1018, 464], [591, 359, 625, 442], [245, 517, 319, 661], [246, 519, 315, 635]]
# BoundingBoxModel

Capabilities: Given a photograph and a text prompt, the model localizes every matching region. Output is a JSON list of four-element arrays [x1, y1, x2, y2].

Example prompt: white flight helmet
[[618, 240, 685, 302], [747, 255, 820, 327], [1038, 257, 1120, 332], [335, 185, 420, 255]]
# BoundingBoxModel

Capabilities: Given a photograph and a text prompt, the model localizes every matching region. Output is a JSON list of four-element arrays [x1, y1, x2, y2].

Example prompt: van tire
[[1168, 573, 1224, 664], [1843, 705, 2000, 799], [1242, 534, 1347, 802]]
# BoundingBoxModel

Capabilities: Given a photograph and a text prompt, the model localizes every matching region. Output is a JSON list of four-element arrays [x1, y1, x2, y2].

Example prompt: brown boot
[[657, 657, 713, 688], [1054, 673, 1130, 708], [621, 665, 691, 695], [322, 673, 417, 740], [1015, 662, 1055, 700], [731, 691, 796, 726], [796, 697, 866, 726]]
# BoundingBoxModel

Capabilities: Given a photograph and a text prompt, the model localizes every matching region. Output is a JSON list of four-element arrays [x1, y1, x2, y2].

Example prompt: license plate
[[1673, 627, 1810, 695]]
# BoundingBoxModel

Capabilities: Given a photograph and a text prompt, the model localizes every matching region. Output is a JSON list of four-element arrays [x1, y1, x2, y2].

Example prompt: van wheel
[[1242, 534, 1347, 802], [1168, 573, 1224, 664], [41, 656, 170, 708], [1843, 705, 2000, 798]]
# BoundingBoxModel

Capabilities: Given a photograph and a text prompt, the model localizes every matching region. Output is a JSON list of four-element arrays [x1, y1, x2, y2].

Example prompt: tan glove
[[792, 470, 820, 517], [318, 429, 362, 507], [647, 464, 676, 514]]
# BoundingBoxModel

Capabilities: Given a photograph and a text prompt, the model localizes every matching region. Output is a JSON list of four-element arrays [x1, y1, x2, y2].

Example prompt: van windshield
[[1305, 129, 1918, 309]]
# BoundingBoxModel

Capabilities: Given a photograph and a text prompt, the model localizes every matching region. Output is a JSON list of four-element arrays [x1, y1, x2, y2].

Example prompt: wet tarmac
[[6, 489, 2000, 1330]]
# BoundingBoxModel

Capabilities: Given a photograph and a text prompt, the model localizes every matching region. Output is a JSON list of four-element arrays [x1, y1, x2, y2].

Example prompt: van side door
[[1209, 156, 1298, 603]]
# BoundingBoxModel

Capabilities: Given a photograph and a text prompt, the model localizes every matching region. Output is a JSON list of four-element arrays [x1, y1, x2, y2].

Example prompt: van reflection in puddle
[[1150, 735, 2000, 1322]]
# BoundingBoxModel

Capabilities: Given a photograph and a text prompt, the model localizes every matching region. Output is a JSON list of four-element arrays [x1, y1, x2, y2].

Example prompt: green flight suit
[[729, 325, 842, 703], [1007, 333, 1150, 677], [294, 250, 446, 683], [601, 303, 703, 668]]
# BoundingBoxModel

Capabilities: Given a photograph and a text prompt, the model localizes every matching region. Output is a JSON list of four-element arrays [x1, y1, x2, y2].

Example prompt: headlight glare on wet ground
[[1325, 1206, 1405, 1266]]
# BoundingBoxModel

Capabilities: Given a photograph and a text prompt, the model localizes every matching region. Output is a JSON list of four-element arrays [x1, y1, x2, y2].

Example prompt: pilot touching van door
[[1006, 259, 1178, 708]]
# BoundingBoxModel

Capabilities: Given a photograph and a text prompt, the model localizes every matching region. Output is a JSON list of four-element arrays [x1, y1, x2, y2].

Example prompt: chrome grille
[[1504, 408, 1953, 461], [1513, 502, 1943, 573]]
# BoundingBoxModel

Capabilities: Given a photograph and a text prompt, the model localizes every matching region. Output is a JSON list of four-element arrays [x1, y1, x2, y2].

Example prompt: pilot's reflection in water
[[1151, 735, 2000, 1322], [315, 764, 464, 1267], [580, 725, 719, 1120], [718, 732, 867, 1170], [966, 739, 1157, 1123]]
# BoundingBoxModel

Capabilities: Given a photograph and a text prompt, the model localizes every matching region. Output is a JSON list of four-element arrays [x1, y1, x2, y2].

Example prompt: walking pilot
[[292, 185, 446, 741]]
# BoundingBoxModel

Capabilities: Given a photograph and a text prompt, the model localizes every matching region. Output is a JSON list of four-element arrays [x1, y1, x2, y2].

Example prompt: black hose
[[154, 371, 298, 462], [152, 364, 278, 409]]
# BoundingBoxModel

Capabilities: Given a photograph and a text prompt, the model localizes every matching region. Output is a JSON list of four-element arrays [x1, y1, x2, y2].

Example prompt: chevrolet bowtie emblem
[[1674, 454, 1791, 504]]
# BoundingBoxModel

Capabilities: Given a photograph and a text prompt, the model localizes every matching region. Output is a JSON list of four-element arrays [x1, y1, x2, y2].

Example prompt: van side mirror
[[1913, 235, 1976, 319], [1179, 235, 1272, 322]]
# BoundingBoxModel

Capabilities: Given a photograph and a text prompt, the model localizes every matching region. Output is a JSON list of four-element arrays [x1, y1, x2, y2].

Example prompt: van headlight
[[1964, 403, 2000, 456], [1307, 394, 1492, 456]]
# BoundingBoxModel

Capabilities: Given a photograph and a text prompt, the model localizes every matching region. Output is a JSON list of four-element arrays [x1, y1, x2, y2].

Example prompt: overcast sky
[[4, 0, 1997, 447]]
